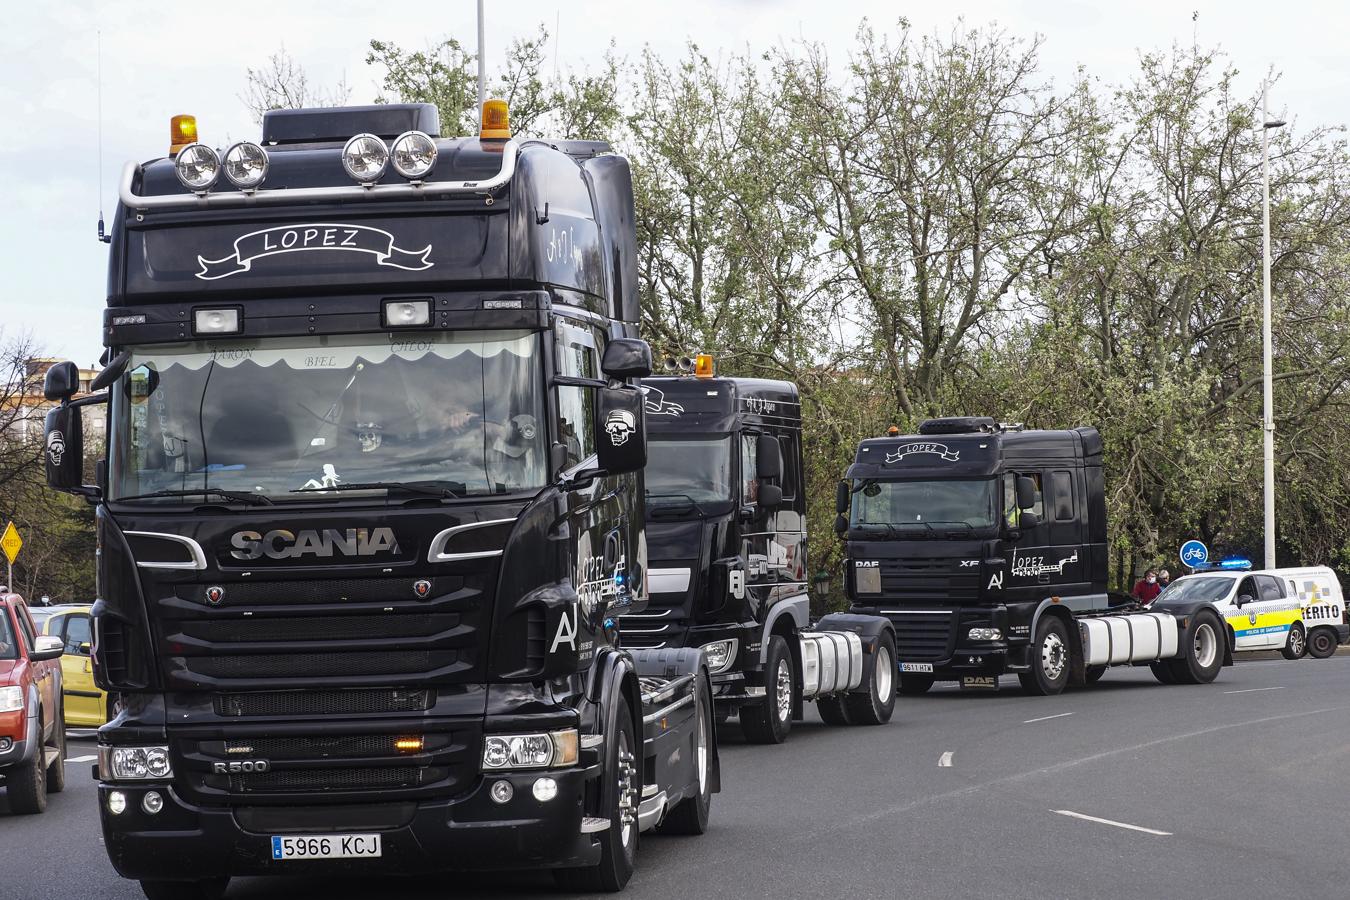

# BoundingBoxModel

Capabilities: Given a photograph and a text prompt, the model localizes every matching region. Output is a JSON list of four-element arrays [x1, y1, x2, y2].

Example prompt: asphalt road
[[3, 653, 1348, 900]]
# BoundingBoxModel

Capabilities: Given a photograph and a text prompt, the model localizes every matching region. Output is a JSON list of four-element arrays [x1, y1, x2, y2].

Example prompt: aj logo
[[551, 604, 578, 654], [988, 571, 1004, 590]]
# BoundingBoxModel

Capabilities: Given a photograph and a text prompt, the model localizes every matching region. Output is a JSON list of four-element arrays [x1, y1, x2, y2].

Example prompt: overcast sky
[[2, 0, 1345, 367]]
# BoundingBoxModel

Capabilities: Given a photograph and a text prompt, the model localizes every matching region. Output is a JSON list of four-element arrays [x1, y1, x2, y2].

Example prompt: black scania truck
[[629, 368, 897, 743], [43, 102, 716, 897], [836, 418, 1232, 696]]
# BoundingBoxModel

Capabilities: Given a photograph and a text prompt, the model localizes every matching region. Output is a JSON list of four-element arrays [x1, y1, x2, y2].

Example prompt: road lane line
[[1024, 712, 1075, 724], [67, 755, 97, 763], [938, 751, 954, 767], [1224, 686, 1286, 694], [1053, 809, 1171, 836]]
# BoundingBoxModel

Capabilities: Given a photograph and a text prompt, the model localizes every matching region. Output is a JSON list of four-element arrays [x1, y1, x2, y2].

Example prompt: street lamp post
[[1261, 80, 1286, 570]]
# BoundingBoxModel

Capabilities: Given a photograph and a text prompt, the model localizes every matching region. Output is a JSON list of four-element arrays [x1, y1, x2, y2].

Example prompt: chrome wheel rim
[[1041, 631, 1067, 681], [1194, 623, 1217, 668], [695, 697, 708, 793], [1289, 627, 1305, 656], [875, 645, 894, 701], [775, 658, 792, 723], [617, 733, 637, 848]]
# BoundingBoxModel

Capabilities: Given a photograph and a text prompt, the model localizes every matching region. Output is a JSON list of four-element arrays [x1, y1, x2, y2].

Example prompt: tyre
[[46, 707, 66, 794], [845, 631, 896, 725], [1150, 660, 1176, 684], [740, 635, 793, 744], [658, 678, 713, 835], [1084, 665, 1107, 685], [1168, 611, 1224, 684], [6, 711, 48, 814], [554, 694, 638, 893], [816, 694, 851, 725], [1281, 623, 1308, 660], [139, 879, 229, 900], [1017, 616, 1071, 696], [898, 674, 935, 695], [1308, 627, 1338, 659]]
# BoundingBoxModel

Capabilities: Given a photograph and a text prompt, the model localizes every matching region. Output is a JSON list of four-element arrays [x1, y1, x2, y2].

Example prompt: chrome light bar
[[120, 139, 519, 211]]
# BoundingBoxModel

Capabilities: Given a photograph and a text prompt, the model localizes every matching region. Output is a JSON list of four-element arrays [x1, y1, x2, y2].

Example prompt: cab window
[[1256, 575, 1285, 602], [1236, 577, 1258, 602], [14, 605, 36, 654], [64, 615, 92, 655], [741, 434, 759, 503], [1003, 473, 1044, 526], [555, 322, 600, 468]]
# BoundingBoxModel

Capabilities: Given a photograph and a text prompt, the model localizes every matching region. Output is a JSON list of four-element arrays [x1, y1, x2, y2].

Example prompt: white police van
[[1156, 566, 1347, 659]]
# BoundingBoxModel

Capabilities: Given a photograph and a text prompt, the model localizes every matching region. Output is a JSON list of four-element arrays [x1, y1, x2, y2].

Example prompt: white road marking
[[67, 755, 97, 763], [1223, 686, 1286, 695], [1024, 712, 1075, 724], [1053, 809, 1171, 836], [938, 751, 954, 767]]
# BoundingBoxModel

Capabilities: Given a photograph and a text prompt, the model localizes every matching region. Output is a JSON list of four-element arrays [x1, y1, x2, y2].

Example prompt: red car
[[0, 592, 67, 813]]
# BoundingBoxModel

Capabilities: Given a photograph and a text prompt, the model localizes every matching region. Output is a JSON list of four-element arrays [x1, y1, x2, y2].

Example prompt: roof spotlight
[[342, 133, 389, 184], [222, 141, 269, 190], [390, 131, 438, 180], [174, 143, 220, 192]]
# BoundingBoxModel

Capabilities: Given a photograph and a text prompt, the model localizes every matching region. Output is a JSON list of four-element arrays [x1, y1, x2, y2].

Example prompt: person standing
[[1158, 570, 1171, 589], [1132, 569, 1162, 604]]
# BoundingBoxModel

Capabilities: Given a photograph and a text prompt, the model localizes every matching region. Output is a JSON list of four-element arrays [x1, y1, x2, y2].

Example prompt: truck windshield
[[645, 436, 733, 507], [109, 331, 546, 502], [0, 610, 16, 660], [851, 478, 997, 531], [1155, 576, 1234, 603]]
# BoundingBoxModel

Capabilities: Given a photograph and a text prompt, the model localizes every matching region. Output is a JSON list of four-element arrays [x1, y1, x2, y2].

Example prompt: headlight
[[174, 143, 220, 191], [342, 133, 389, 183], [100, 745, 173, 781], [855, 563, 881, 594], [482, 729, 578, 771], [967, 627, 1003, 641], [390, 130, 438, 180], [0, 685, 23, 713], [222, 141, 269, 189], [699, 638, 738, 675]]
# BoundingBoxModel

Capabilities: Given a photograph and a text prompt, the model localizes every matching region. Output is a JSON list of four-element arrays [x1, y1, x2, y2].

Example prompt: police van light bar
[[174, 144, 220, 193], [169, 114, 199, 156], [384, 299, 431, 327], [342, 133, 390, 184], [194, 308, 241, 335], [222, 141, 269, 190], [480, 99, 511, 140], [391, 131, 438, 180]]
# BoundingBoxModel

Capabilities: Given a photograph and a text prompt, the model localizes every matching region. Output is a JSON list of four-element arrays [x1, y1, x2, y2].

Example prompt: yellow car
[[31, 605, 111, 727]]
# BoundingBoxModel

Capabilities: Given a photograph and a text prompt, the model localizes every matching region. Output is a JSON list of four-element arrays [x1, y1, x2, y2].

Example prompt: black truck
[[835, 417, 1232, 696], [628, 369, 897, 743], [43, 102, 715, 897]]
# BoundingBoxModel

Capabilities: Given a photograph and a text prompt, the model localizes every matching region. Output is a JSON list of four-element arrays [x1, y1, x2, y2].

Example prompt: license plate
[[271, 834, 382, 861], [899, 662, 934, 673]]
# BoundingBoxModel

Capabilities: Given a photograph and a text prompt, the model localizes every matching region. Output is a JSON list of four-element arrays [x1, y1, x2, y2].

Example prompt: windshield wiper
[[289, 481, 467, 499], [115, 487, 274, 506]]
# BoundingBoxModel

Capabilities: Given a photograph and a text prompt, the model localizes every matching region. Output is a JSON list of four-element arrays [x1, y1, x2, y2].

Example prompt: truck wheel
[[1017, 616, 1071, 696], [1308, 627, 1338, 659], [898, 674, 934, 695], [740, 636, 793, 744], [1167, 611, 1224, 684], [6, 711, 48, 814], [1281, 623, 1308, 660], [46, 708, 66, 794], [816, 694, 852, 725], [1084, 665, 1106, 685], [139, 879, 229, 900], [845, 631, 896, 725], [554, 695, 638, 893], [1150, 661, 1176, 684], [658, 678, 713, 835]]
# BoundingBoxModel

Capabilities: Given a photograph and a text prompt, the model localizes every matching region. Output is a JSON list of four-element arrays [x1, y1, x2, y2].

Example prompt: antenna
[[476, 0, 486, 129], [96, 30, 111, 244]]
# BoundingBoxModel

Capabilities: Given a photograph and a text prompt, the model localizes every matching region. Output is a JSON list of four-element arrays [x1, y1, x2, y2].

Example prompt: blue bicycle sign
[[1180, 540, 1208, 567]]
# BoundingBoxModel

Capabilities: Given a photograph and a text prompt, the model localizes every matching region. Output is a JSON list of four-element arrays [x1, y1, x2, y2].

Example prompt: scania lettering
[[632, 363, 897, 743], [45, 102, 717, 897], [836, 418, 1233, 695]]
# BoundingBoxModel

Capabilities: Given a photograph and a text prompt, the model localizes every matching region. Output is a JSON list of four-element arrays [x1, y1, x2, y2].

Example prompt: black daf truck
[[43, 102, 716, 897], [836, 418, 1232, 696], [628, 370, 897, 743]]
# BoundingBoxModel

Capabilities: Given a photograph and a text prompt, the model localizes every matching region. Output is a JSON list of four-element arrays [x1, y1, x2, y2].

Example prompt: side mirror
[[1016, 476, 1037, 510], [79, 642, 92, 656], [44, 404, 86, 493], [1018, 511, 1040, 532], [834, 513, 848, 536], [756, 434, 782, 481], [757, 482, 783, 511], [601, 338, 653, 381], [1237, 593, 1256, 607], [31, 635, 64, 662], [43, 361, 80, 402], [835, 480, 850, 514], [594, 386, 646, 476]]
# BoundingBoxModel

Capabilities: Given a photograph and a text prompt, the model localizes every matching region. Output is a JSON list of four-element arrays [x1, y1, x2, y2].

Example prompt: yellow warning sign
[[0, 521, 22, 565]]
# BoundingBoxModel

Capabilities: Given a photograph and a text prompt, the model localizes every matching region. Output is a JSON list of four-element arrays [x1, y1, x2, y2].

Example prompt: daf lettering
[[229, 527, 400, 561]]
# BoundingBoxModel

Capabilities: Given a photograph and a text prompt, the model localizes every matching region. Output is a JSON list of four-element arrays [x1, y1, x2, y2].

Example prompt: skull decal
[[604, 410, 636, 447], [46, 430, 66, 467], [356, 422, 384, 453]]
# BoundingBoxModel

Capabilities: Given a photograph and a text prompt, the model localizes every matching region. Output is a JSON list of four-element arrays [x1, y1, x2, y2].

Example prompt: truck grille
[[879, 558, 980, 602], [180, 613, 458, 643], [230, 767, 448, 794], [189, 650, 449, 679], [214, 688, 432, 718], [887, 610, 957, 662]]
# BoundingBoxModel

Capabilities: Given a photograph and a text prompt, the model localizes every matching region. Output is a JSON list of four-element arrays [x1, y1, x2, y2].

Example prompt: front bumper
[[0, 708, 35, 768], [100, 765, 602, 879]]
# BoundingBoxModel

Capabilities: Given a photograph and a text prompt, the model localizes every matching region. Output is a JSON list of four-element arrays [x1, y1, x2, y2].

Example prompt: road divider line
[[67, 755, 97, 763], [1053, 809, 1171, 836], [938, 751, 954, 768], [1223, 686, 1286, 694], [1024, 712, 1075, 724]]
